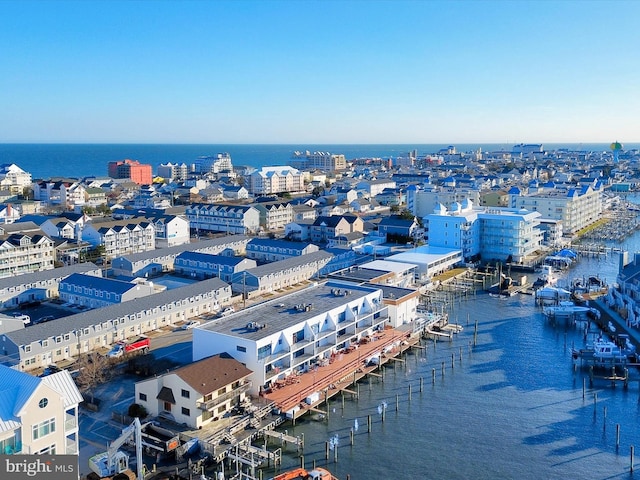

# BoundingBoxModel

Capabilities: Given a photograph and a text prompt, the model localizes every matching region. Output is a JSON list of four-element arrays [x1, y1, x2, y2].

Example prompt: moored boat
[[572, 334, 637, 366], [269, 467, 338, 480], [542, 301, 595, 320]]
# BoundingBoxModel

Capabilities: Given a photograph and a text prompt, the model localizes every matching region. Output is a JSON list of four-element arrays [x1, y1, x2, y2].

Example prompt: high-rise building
[[107, 159, 152, 185]]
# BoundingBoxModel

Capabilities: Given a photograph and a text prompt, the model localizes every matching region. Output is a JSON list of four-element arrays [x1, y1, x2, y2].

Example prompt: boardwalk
[[262, 327, 414, 415]]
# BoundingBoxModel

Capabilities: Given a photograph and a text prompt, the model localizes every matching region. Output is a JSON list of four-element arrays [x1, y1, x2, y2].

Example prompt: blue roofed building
[[246, 238, 319, 263], [174, 251, 257, 282], [58, 273, 160, 309]]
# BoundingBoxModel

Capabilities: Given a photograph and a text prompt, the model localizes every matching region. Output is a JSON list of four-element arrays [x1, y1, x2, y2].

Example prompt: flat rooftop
[[199, 281, 380, 342]]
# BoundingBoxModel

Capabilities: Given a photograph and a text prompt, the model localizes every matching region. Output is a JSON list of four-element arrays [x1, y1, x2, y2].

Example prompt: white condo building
[[507, 183, 602, 236], [193, 281, 417, 395], [425, 200, 543, 263], [248, 166, 305, 195], [0, 164, 32, 195]]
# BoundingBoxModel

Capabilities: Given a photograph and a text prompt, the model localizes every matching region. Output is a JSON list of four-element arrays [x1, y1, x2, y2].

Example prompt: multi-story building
[[0, 365, 82, 455], [174, 252, 257, 282], [193, 281, 393, 395], [186, 204, 260, 235], [507, 183, 602, 236], [254, 202, 294, 230], [157, 162, 189, 182], [0, 164, 32, 196], [3, 277, 232, 371], [248, 166, 305, 195], [245, 238, 319, 263], [230, 250, 333, 299], [425, 200, 543, 263], [0, 231, 55, 278], [147, 214, 190, 248], [290, 151, 347, 171], [134, 353, 252, 429], [58, 273, 159, 308], [408, 184, 481, 219], [107, 159, 153, 185], [33, 181, 87, 209], [194, 153, 233, 175], [310, 215, 364, 244], [81, 218, 156, 259]]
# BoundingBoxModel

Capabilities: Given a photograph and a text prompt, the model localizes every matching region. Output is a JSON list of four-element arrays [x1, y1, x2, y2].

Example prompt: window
[[236, 345, 246, 353], [217, 387, 226, 396], [139, 393, 147, 402], [257, 344, 272, 360], [38, 398, 48, 408], [32, 418, 56, 440], [181, 407, 190, 416], [181, 389, 190, 399]]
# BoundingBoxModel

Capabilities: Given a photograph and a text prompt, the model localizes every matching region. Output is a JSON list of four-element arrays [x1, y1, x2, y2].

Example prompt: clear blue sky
[[1, 0, 639, 144]]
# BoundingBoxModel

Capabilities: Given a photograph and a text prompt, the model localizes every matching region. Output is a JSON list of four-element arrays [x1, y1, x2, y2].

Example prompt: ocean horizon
[[1, 143, 637, 180]]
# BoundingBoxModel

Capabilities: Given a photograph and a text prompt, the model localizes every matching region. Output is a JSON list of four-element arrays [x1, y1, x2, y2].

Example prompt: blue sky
[[1, 0, 639, 144]]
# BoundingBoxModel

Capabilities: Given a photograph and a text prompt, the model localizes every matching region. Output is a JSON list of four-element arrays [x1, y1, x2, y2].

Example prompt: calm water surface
[[259, 240, 640, 480]]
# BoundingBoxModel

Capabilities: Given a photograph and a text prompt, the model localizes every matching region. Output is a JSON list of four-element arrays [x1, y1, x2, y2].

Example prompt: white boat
[[534, 265, 558, 288], [572, 334, 637, 366], [535, 286, 571, 305], [542, 301, 593, 320]]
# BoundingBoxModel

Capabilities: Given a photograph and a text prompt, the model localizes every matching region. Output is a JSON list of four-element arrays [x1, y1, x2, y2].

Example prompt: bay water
[[262, 240, 640, 479]]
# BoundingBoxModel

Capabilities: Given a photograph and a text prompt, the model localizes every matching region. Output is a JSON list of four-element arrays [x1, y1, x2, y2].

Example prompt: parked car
[[12, 313, 30, 325], [182, 320, 200, 330], [34, 315, 55, 324], [220, 306, 235, 316], [40, 365, 62, 377]]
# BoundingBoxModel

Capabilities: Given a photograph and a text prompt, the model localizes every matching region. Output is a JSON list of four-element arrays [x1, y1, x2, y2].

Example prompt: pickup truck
[[107, 336, 150, 358]]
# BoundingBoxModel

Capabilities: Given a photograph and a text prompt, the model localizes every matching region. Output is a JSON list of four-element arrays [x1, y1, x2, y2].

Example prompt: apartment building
[[108, 159, 153, 185], [81, 218, 156, 259], [248, 166, 305, 195], [58, 273, 159, 308], [0, 231, 55, 279], [186, 204, 260, 235], [0, 164, 32, 196], [174, 252, 257, 282], [508, 183, 603, 236], [245, 238, 319, 263], [254, 202, 294, 230]]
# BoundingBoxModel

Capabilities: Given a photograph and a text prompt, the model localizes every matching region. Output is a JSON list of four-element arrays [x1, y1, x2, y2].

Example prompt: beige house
[[135, 353, 252, 429], [0, 365, 82, 455]]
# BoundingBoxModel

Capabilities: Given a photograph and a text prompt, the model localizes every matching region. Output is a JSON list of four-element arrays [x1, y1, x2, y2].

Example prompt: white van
[[12, 314, 30, 325]]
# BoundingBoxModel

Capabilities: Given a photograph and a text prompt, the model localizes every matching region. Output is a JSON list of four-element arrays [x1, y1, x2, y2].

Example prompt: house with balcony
[[134, 353, 252, 429], [0, 230, 55, 279], [310, 215, 364, 244], [81, 218, 156, 259], [193, 281, 392, 395], [174, 251, 257, 282], [186, 203, 260, 236], [0, 365, 82, 455]]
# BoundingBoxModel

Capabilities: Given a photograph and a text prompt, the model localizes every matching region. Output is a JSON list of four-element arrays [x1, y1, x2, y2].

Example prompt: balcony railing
[[65, 438, 78, 455], [64, 414, 77, 432], [196, 381, 252, 411]]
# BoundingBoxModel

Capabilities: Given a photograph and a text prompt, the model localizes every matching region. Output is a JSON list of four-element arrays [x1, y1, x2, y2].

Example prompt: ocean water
[[0, 143, 637, 180], [254, 240, 640, 479]]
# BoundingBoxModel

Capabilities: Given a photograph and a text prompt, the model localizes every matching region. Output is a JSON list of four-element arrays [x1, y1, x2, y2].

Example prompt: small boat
[[543, 301, 593, 320], [572, 334, 637, 366], [269, 467, 338, 480], [533, 265, 558, 289]]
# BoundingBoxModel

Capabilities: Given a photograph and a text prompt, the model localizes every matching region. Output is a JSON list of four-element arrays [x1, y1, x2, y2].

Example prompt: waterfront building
[[81, 218, 156, 259], [0, 164, 32, 196], [3, 276, 232, 371], [248, 166, 305, 195], [193, 281, 393, 395], [135, 353, 252, 429], [507, 182, 603, 236], [58, 273, 160, 308], [174, 251, 257, 282], [385, 246, 463, 281], [186, 203, 260, 236], [425, 200, 543, 263], [0, 365, 82, 455], [107, 159, 153, 185], [407, 184, 481, 219], [110, 235, 250, 277], [246, 238, 319, 263], [229, 250, 333, 299]]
